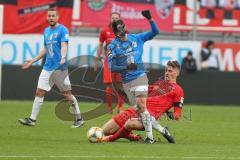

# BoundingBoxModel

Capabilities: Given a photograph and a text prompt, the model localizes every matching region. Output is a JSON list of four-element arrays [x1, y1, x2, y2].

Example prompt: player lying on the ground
[[101, 61, 184, 143]]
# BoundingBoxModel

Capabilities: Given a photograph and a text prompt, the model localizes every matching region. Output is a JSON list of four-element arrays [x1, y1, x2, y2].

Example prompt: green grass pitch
[[0, 101, 240, 160]]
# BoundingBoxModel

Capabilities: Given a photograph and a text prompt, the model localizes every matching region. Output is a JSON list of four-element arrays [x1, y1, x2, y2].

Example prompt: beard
[[49, 21, 57, 27]]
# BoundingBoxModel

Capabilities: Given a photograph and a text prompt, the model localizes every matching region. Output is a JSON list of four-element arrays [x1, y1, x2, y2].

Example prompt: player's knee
[[106, 84, 112, 89], [136, 97, 146, 112], [35, 88, 45, 97], [124, 119, 134, 130], [137, 103, 146, 113], [102, 119, 116, 135], [102, 127, 109, 135]]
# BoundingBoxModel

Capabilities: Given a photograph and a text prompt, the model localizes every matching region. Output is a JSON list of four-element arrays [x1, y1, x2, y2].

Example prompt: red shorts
[[104, 58, 122, 84], [113, 107, 139, 128]]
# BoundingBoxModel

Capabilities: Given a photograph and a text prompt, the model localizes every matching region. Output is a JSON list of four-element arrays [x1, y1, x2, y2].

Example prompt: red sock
[[125, 133, 142, 141], [117, 95, 124, 111], [108, 126, 131, 142], [105, 87, 113, 112]]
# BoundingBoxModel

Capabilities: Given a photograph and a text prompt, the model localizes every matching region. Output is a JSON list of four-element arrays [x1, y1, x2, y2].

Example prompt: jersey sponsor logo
[[126, 46, 133, 52], [48, 34, 53, 41]]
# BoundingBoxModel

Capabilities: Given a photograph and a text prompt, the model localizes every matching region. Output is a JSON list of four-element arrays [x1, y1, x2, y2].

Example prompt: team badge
[[155, 0, 175, 19], [132, 41, 137, 47], [54, 33, 58, 38], [87, 0, 107, 11]]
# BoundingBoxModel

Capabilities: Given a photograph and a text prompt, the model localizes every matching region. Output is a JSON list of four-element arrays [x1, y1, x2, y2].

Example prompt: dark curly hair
[[112, 19, 125, 36]]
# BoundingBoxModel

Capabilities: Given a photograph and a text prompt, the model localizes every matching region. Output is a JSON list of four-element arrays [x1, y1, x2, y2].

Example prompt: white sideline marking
[[0, 155, 240, 159]]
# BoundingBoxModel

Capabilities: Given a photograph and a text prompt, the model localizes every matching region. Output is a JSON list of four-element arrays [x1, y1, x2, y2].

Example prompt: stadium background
[[0, 1, 240, 160], [1, 0, 240, 104]]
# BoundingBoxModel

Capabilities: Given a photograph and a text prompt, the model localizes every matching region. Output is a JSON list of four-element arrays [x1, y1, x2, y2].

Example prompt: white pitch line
[[0, 155, 240, 159]]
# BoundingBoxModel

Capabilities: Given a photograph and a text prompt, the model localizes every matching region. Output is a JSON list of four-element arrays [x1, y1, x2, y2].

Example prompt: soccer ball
[[87, 127, 104, 143]]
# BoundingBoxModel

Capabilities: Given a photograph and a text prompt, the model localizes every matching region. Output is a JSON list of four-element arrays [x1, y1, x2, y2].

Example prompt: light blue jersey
[[108, 21, 159, 83], [43, 24, 69, 71]]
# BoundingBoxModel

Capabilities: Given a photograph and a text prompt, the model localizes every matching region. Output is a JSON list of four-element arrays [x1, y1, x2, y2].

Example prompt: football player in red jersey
[[101, 61, 184, 143], [94, 12, 124, 114]]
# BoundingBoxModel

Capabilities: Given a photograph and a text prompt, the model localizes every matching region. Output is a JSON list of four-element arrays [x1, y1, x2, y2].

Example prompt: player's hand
[[126, 63, 137, 70], [60, 58, 66, 65], [22, 60, 33, 69], [166, 111, 174, 120], [141, 10, 152, 20]]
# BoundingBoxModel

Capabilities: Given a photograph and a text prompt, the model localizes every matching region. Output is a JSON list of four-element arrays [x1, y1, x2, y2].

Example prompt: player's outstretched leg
[[152, 118, 175, 143], [136, 96, 154, 144], [162, 127, 175, 143], [102, 126, 142, 142]]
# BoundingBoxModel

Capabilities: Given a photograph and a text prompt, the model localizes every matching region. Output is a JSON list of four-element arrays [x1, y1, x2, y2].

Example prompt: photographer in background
[[200, 40, 220, 71], [181, 51, 197, 73]]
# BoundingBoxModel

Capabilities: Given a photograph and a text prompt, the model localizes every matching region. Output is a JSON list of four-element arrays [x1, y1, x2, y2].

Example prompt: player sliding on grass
[[108, 10, 159, 143], [18, 8, 84, 128], [101, 61, 184, 143]]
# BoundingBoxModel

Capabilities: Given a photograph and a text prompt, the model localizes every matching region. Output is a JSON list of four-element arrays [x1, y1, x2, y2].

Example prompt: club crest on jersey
[[155, 0, 174, 19], [54, 33, 58, 38], [132, 41, 137, 47]]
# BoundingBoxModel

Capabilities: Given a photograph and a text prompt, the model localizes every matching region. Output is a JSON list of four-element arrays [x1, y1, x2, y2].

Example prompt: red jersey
[[99, 26, 116, 55], [147, 80, 184, 120], [99, 26, 122, 83]]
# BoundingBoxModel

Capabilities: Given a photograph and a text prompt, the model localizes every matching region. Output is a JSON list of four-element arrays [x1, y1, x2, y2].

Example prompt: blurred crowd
[[181, 40, 220, 73]]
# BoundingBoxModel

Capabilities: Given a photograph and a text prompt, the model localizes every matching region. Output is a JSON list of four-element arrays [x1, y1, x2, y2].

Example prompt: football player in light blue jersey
[[18, 8, 84, 128], [108, 10, 159, 144]]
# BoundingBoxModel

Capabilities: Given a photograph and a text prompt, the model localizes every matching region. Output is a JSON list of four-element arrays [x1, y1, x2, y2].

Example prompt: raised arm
[[138, 10, 160, 42]]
